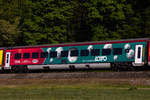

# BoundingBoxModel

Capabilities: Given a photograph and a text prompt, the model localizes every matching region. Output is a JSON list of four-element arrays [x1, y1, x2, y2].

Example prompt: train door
[[5, 52, 11, 68], [135, 45, 143, 64]]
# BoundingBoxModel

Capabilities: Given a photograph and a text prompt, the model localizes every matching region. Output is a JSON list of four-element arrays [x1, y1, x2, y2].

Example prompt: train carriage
[[2, 38, 150, 72]]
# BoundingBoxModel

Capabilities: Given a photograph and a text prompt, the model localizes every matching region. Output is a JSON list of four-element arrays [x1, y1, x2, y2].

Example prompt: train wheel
[[69, 65, 75, 70], [111, 63, 124, 72], [11, 65, 28, 73], [11, 66, 19, 73], [111, 63, 118, 71], [22, 65, 29, 73], [128, 63, 135, 71]]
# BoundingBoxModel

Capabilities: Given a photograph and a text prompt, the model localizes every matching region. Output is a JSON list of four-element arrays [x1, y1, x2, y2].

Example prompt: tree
[[20, 0, 74, 45], [1, 0, 149, 47], [0, 18, 20, 46], [124, 0, 150, 38], [86, 0, 137, 41], [0, 0, 25, 46], [70, 0, 91, 42]]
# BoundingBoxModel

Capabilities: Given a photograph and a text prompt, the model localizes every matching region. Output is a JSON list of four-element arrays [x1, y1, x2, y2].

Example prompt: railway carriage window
[[50, 51, 57, 58], [91, 49, 100, 56], [61, 51, 68, 57], [6, 54, 9, 63], [71, 50, 78, 57], [102, 49, 111, 55], [32, 52, 39, 58], [23, 53, 30, 59], [14, 53, 21, 59], [138, 47, 141, 58], [113, 48, 122, 55], [80, 50, 89, 56], [41, 52, 48, 58]]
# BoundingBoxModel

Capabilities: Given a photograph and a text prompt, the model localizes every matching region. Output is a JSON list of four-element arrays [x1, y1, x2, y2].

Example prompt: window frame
[[70, 50, 79, 57], [14, 53, 21, 59], [113, 48, 122, 55], [61, 51, 68, 57], [23, 53, 30, 59], [40, 52, 48, 58], [91, 49, 100, 56], [80, 50, 89, 56], [32, 52, 39, 59], [50, 51, 57, 58], [102, 49, 111, 56]]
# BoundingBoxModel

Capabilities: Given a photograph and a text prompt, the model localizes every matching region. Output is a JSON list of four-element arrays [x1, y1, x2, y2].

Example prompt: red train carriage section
[[5, 48, 45, 66]]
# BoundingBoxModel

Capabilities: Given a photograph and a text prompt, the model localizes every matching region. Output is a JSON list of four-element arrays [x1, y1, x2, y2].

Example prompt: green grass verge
[[0, 80, 150, 100], [0, 86, 150, 100]]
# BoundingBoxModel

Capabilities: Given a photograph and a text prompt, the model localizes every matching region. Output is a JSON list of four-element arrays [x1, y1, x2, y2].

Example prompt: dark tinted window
[[6, 54, 9, 63], [61, 51, 68, 57], [50, 51, 57, 58], [23, 53, 30, 59], [91, 49, 100, 56], [32, 52, 39, 58], [80, 50, 89, 56], [138, 47, 141, 58], [14, 53, 21, 59], [71, 50, 78, 57], [41, 52, 48, 58], [113, 48, 122, 55], [102, 49, 111, 55]]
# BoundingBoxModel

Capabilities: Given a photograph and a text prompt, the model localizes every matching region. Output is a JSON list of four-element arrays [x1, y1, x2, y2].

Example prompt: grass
[[0, 79, 150, 100]]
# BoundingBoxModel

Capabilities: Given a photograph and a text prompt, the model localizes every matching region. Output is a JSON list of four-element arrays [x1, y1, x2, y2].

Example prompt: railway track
[[0, 71, 150, 79]]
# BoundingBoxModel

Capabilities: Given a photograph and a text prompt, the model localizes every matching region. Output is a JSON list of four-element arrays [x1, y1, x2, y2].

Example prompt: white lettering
[[22, 60, 31, 63], [14, 60, 20, 63], [95, 56, 107, 62]]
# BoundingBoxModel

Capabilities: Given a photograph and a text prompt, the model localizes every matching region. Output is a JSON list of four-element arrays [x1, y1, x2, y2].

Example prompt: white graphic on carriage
[[95, 56, 107, 62]]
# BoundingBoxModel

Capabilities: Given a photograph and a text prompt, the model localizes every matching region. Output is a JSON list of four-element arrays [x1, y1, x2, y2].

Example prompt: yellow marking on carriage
[[0, 50, 3, 65]]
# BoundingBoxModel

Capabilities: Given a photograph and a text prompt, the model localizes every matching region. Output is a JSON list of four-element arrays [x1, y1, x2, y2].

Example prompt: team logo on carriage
[[32, 59, 38, 63]]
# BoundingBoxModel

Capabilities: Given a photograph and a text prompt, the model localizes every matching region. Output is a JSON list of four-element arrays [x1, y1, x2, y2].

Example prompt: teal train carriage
[[3, 38, 150, 71]]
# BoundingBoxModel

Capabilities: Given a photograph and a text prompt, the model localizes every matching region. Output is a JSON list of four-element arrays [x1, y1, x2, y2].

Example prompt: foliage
[[20, 0, 74, 45], [0, 0, 150, 46], [0, 18, 20, 46]]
